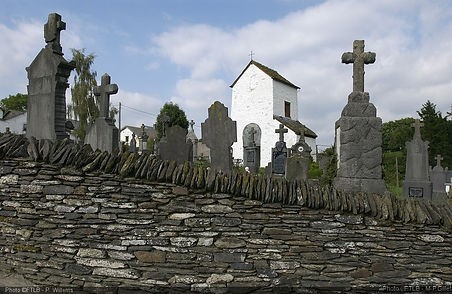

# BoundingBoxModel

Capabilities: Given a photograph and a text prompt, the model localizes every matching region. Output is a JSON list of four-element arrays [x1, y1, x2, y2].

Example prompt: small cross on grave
[[411, 119, 424, 140], [44, 13, 66, 53], [249, 127, 257, 146], [435, 154, 444, 168], [94, 73, 118, 118], [342, 40, 376, 92], [275, 124, 288, 142], [161, 114, 171, 138], [189, 120, 195, 131]]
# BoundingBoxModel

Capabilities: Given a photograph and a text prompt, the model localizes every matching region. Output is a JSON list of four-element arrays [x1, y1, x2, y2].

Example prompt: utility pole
[[118, 102, 122, 147]]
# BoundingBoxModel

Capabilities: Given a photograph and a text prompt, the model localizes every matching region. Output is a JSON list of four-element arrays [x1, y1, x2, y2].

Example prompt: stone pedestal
[[26, 47, 74, 140], [84, 118, 119, 153], [244, 145, 260, 174], [334, 91, 386, 195]]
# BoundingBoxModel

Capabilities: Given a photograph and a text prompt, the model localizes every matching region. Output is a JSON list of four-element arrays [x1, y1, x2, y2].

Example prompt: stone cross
[[342, 40, 376, 92], [94, 73, 118, 118], [44, 13, 66, 54], [249, 127, 257, 145], [435, 154, 443, 167], [161, 114, 171, 138], [189, 120, 195, 131], [411, 119, 424, 140], [275, 124, 288, 142]]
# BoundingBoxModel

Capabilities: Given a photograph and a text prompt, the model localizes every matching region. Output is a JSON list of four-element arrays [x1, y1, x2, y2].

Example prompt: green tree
[[70, 48, 98, 140], [155, 102, 189, 139], [417, 100, 451, 167], [0, 93, 28, 112], [381, 117, 414, 153]]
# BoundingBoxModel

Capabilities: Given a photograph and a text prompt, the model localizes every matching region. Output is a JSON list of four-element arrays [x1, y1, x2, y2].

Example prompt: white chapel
[[230, 60, 317, 167]]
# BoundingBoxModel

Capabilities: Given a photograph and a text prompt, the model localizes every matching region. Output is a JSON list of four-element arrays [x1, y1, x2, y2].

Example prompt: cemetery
[[0, 12, 451, 292]]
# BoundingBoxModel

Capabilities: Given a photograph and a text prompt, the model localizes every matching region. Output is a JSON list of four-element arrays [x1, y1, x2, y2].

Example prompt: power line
[[121, 104, 158, 118]]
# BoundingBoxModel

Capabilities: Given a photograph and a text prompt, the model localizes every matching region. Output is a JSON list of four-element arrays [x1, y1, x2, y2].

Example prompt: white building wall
[[231, 64, 274, 167], [120, 128, 137, 148], [231, 64, 302, 167], [0, 113, 26, 134], [272, 81, 299, 156]]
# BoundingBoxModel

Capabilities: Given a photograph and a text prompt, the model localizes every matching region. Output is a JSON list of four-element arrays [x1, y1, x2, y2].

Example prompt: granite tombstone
[[333, 40, 386, 195], [403, 119, 433, 199], [26, 13, 75, 140], [158, 125, 193, 164], [201, 101, 237, 174], [430, 154, 448, 200], [243, 124, 261, 174], [84, 73, 119, 153], [271, 124, 288, 175]]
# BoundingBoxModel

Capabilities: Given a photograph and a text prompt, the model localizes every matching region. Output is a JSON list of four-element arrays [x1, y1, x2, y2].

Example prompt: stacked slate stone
[[0, 132, 450, 228]]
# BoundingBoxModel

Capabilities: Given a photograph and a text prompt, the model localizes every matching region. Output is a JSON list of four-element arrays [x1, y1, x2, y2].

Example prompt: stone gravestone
[[430, 154, 447, 200], [201, 101, 237, 174], [26, 13, 75, 140], [129, 133, 137, 153], [333, 40, 386, 195], [139, 124, 149, 153], [271, 124, 288, 176], [158, 125, 193, 164], [84, 73, 119, 153], [403, 119, 433, 199], [243, 125, 261, 174], [285, 125, 312, 181]]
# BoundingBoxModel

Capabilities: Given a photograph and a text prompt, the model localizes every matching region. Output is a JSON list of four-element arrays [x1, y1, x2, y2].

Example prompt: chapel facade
[[231, 60, 316, 167]]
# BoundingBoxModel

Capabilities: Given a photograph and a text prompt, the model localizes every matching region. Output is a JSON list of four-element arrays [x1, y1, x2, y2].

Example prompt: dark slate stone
[[201, 101, 237, 174], [158, 125, 193, 165], [65, 263, 92, 275], [42, 185, 74, 195]]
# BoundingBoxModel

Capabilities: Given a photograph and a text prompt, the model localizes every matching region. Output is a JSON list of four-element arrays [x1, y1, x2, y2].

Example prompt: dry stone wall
[[0, 134, 451, 292]]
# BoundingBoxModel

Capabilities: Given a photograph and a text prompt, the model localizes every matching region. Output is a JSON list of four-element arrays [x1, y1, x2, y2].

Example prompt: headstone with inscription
[[129, 133, 137, 153], [26, 13, 75, 140], [158, 125, 193, 164], [430, 155, 447, 200], [271, 124, 288, 175], [201, 101, 237, 174], [403, 119, 433, 199], [243, 126, 260, 174], [285, 125, 312, 181], [84, 73, 119, 153], [333, 40, 386, 195]]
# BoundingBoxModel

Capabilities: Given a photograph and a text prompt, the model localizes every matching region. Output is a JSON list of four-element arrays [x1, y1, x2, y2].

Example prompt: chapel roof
[[273, 115, 317, 139], [230, 60, 300, 89]]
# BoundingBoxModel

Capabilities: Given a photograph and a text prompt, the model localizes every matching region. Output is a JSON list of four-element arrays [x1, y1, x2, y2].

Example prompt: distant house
[[230, 60, 317, 166], [120, 125, 156, 149], [0, 108, 26, 134]]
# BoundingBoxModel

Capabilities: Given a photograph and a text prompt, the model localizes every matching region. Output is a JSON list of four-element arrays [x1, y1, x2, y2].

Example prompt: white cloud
[[150, 0, 452, 145]]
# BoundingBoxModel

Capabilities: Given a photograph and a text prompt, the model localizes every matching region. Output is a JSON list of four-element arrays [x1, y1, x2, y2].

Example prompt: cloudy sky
[[1, 0, 451, 147]]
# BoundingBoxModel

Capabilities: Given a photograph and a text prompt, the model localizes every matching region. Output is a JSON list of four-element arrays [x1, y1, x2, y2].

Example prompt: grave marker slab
[[243, 125, 260, 174], [26, 13, 75, 140], [84, 73, 119, 153], [201, 101, 237, 174], [158, 125, 193, 164], [403, 119, 432, 199], [271, 124, 288, 175]]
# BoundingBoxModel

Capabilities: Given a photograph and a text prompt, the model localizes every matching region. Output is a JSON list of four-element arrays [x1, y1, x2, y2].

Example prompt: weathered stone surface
[[201, 204, 233, 213], [214, 237, 246, 249], [92, 268, 139, 279], [206, 273, 234, 285], [134, 251, 166, 263]]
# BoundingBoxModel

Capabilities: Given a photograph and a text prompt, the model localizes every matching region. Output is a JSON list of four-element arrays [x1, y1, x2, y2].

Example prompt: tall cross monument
[[341, 40, 376, 92], [26, 13, 75, 140], [333, 40, 386, 195]]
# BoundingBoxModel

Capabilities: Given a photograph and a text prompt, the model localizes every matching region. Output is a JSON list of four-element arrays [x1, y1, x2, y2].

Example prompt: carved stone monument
[[430, 154, 448, 200], [201, 101, 237, 174], [84, 73, 119, 152], [26, 13, 75, 140], [129, 133, 137, 153], [243, 125, 261, 174], [285, 125, 312, 181], [158, 125, 193, 164], [333, 40, 386, 195], [403, 119, 433, 199], [271, 124, 288, 176]]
